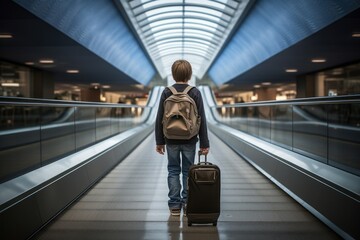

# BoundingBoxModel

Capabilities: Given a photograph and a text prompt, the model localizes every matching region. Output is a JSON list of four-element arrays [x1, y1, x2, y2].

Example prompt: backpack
[[162, 85, 201, 140]]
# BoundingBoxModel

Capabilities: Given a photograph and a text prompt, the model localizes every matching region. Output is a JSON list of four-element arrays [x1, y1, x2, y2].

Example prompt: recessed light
[[25, 62, 35, 65], [352, 32, 360, 38], [262, 82, 271, 85], [39, 59, 54, 64], [332, 69, 343, 75], [66, 69, 79, 73], [311, 58, 326, 63], [253, 85, 261, 88], [102, 85, 111, 89], [72, 86, 81, 91], [0, 34, 13, 39], [1, 83, 20, 87], [285, 69, 298, 73]]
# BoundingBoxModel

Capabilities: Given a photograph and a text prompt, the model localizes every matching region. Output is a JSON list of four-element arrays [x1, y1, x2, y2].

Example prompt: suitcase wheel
[[188, 222, 192, 227], [213, 221, 217, 226]]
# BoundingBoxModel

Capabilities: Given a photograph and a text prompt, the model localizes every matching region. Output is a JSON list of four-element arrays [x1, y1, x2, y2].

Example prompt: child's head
[[171, 60, 192, 82]]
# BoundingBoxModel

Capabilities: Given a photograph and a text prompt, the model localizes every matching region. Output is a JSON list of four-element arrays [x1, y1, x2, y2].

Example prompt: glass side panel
[[96, 107, 112, 141], [0, 105, 41, 183], [0, 100, 148, 183], [258, 106, 272, 141], [75, 107, 96, 150], [293, 104, 328, 163], [236, 107, 248, 132], [270, 105, 293, 150], [214, 99, 360, 176], [247, 106, 259, 137], [40, 106, 76, 164], [110, 107, 120, 135], [328, 103, 360, 175]]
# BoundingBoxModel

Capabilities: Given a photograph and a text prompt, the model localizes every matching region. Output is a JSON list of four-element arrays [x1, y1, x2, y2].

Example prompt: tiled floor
[[34, 132, 340, 240]]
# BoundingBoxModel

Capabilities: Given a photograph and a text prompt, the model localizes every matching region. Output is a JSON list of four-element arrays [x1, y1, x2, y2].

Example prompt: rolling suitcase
[[186, 151, 220, 226]]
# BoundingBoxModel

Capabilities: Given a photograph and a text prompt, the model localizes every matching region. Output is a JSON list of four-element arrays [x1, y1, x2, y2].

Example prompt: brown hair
[[171, 60, 192, 82]]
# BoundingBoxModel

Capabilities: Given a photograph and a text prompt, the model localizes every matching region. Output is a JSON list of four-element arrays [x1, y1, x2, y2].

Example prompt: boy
[[155, 59, 210, 216]]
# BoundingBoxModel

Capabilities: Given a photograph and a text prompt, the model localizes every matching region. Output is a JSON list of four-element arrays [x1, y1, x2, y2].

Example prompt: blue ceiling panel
[[208, 0, 360, 86], [13, 0, 156, 85]]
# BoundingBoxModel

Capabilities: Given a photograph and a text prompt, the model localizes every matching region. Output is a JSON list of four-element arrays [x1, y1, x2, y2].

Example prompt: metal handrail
[[216, 94, 360, 108], [0, 96, 142, 108]]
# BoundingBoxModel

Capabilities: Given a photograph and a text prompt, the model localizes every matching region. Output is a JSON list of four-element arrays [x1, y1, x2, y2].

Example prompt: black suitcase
[[186, 151, 220, 226]]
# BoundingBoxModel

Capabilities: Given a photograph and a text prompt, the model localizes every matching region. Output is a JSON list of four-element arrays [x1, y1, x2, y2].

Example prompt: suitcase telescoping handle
[[198, 150, 211, 165]]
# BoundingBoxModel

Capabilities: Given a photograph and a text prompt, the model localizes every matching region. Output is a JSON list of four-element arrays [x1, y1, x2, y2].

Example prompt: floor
[[34, 132, 340, 240]]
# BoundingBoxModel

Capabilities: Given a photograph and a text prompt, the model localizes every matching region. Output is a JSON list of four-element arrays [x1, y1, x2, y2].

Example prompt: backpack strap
[[183, 85, 194, 94], [168, 85, 193, 94], [167, 86, 178, 95]]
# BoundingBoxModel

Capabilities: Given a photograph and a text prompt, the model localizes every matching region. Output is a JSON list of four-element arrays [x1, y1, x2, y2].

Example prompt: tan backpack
[[162, 86, 201, 140]]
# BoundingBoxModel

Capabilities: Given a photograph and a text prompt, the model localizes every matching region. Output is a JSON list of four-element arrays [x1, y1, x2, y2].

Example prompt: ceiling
[[119, 0, 252, 80], [0, 0, 149, 93], [224, 6, 360, 92], [0, 0, 360, 93]]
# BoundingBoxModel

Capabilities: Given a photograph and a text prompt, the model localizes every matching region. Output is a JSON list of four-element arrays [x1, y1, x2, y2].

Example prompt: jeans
[[166, 144, 196, 209]]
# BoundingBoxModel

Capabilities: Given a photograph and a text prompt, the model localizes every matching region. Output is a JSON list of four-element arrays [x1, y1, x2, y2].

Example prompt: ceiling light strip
[[119, 0, 251, 79]]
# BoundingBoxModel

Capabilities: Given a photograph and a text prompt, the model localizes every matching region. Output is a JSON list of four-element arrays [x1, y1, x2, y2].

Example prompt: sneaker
[[170, 208, 181, 216]]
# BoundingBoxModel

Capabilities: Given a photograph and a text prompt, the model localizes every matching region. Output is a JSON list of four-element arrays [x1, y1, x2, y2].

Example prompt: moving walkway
[[0, 86, 358, 239]]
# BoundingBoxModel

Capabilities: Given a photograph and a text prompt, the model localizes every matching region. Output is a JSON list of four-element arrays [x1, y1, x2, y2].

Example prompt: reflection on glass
[[215, 101, 360, 176], [1, 105, 40, 130], [0, 101, 147, 183], [0, 105, 41, 182], [293, 105, 327, 163], [41, 107, 76, 164], [258, 106, 271, 141], [0, 61, 31, 98], [247, 106, 259, 137], [75, 107, 96, 150], [96, 107, 112, 141], [271, 105, 293, 150], [328, 103, 360, 175]]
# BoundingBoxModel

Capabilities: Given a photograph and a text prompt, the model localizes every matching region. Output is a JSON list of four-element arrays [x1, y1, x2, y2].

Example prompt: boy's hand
[[156, 145, 165, 155], [200, 148, 209, 155]]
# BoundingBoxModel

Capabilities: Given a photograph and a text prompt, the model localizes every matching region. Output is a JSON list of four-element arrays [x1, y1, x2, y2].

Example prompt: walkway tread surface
[[34, 132, 340, 240]]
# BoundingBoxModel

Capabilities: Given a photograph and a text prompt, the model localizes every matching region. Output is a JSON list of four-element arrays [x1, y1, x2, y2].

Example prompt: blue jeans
[[166, 144, 196, 209]]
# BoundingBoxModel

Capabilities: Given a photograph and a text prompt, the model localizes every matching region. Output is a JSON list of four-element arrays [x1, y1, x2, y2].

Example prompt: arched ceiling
[[119, 0, 252, 80], [1, 0, 360, 93]]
